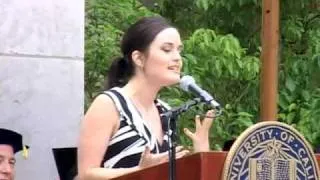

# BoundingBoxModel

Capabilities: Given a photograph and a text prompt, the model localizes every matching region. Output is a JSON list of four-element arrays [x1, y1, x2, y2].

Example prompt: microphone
[[179, 75, 221, 108]]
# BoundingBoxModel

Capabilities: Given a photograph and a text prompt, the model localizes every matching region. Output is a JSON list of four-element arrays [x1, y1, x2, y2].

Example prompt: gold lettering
[[251, 136, 258, 147], [232, 165, 239, 173], [302, 157, 310, 168], [287, 134, 294, 144], [256, 133, 261, 142], [239, 149, 246, 159], [280, 132, 288, 141], [306, 165, 312, 176], [234, 155, 241, 166], [307, 174, 314, 179], [259, 130, 266, 140], [244, 142, 252, 152], [299, 148, 306, 157], [230, 171, 237, 180], [266, 129, 273, 139]]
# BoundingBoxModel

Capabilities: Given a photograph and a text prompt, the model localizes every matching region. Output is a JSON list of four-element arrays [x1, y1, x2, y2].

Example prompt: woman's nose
[[172, 51, 182, 62]]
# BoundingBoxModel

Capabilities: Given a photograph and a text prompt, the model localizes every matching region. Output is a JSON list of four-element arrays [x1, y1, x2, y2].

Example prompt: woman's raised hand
[[183, 110, 215, 152]]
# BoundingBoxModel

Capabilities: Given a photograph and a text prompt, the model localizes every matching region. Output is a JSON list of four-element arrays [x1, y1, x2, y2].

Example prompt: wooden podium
[[111, 151, 226, 180], [113, 152, 320, 180]]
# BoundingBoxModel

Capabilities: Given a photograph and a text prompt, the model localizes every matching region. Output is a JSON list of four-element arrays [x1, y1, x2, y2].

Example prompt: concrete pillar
[[0, 0, 84, 179]]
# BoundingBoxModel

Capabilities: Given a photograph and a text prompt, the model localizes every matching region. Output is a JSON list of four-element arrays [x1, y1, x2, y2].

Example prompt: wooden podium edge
[[112, 152, 320, 180]]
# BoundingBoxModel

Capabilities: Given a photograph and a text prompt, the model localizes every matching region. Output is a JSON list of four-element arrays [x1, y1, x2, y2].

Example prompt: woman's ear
[[131, 50, 145, 68]]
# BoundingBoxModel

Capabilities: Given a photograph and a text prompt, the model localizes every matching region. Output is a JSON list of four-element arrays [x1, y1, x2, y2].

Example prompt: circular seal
[[222, 121, 319, 180]]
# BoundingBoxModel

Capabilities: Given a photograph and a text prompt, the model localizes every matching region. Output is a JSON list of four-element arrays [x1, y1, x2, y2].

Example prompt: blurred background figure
[[315, 146, 320, 154], [0, 128, 28, 180], [53, 147, 78, 180], [223, 139, 236, 151]]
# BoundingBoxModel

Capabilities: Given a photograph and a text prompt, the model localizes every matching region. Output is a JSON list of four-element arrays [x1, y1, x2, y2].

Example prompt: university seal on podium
[[222, 121, 319, 180]]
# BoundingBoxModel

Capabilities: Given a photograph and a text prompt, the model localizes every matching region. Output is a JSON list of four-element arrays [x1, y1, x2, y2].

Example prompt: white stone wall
[[0, 0, 84, 179]]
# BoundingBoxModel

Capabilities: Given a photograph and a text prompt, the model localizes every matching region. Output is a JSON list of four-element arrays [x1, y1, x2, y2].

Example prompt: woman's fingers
[[139, 147, 169, 168], [183, 110, 216, 153], [163, 146, 190, 159], [194, 110, 215, 131], [139, 146, 151, 166], [140, 146, 150, 160], [176, 149, 190, 159], [139, 145, 191, 169], [183, 128, 195, 140], [153, 151, 169, 161], [195, 115, 201, 130], [175, 145, 184, 153], [203, 110, 215, 129]]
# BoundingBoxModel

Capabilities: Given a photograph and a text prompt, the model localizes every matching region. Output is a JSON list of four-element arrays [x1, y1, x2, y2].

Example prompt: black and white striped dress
[[100, 87, 170, 168]]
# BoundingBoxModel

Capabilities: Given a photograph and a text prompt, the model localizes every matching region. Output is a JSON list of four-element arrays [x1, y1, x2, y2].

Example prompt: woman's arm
[[81, 146, 189, 180], [78, 94, 190, 180], [78, 94, 141, 180]]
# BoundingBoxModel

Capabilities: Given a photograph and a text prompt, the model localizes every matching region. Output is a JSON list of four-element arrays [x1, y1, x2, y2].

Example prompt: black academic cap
[[52, 147, 78, 180], [0, 128, 28, 154]]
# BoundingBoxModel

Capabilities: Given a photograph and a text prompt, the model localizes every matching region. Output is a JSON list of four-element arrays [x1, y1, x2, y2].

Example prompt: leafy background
[[85, 0, 320, 150]]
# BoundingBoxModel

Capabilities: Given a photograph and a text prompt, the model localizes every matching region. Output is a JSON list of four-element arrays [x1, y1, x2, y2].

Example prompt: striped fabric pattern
[[101, 87, 170, 168]]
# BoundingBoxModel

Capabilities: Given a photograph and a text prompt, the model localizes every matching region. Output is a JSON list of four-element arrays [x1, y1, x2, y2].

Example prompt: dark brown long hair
[[105, 16, 173, 89]]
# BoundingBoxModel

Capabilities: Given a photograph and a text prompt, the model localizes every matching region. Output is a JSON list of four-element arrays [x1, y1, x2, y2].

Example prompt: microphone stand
[[162, 98, 202, 180]]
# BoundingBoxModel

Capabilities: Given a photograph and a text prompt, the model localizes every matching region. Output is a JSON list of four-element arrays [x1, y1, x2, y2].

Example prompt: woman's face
[[142, 27, 183, 87]]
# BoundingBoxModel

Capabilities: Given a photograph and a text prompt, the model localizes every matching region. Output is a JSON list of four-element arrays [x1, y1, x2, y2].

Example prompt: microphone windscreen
[[179, 75, 195, 92]]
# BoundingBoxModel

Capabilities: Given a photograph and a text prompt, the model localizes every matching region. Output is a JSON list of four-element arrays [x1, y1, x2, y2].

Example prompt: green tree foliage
[[160, 29, 260, 149], [278, 0, 320, 147], [85, 0, 320, 150], [85, 0, 154, 108], [157, 0, 320, 148]]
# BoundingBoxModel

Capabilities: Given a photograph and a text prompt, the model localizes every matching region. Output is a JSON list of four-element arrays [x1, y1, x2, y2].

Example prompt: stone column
[[0, 0, 84, 179]]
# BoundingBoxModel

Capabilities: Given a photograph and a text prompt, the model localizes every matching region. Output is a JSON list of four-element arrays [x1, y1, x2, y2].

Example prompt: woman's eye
[[163, 48, 171, 52]]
